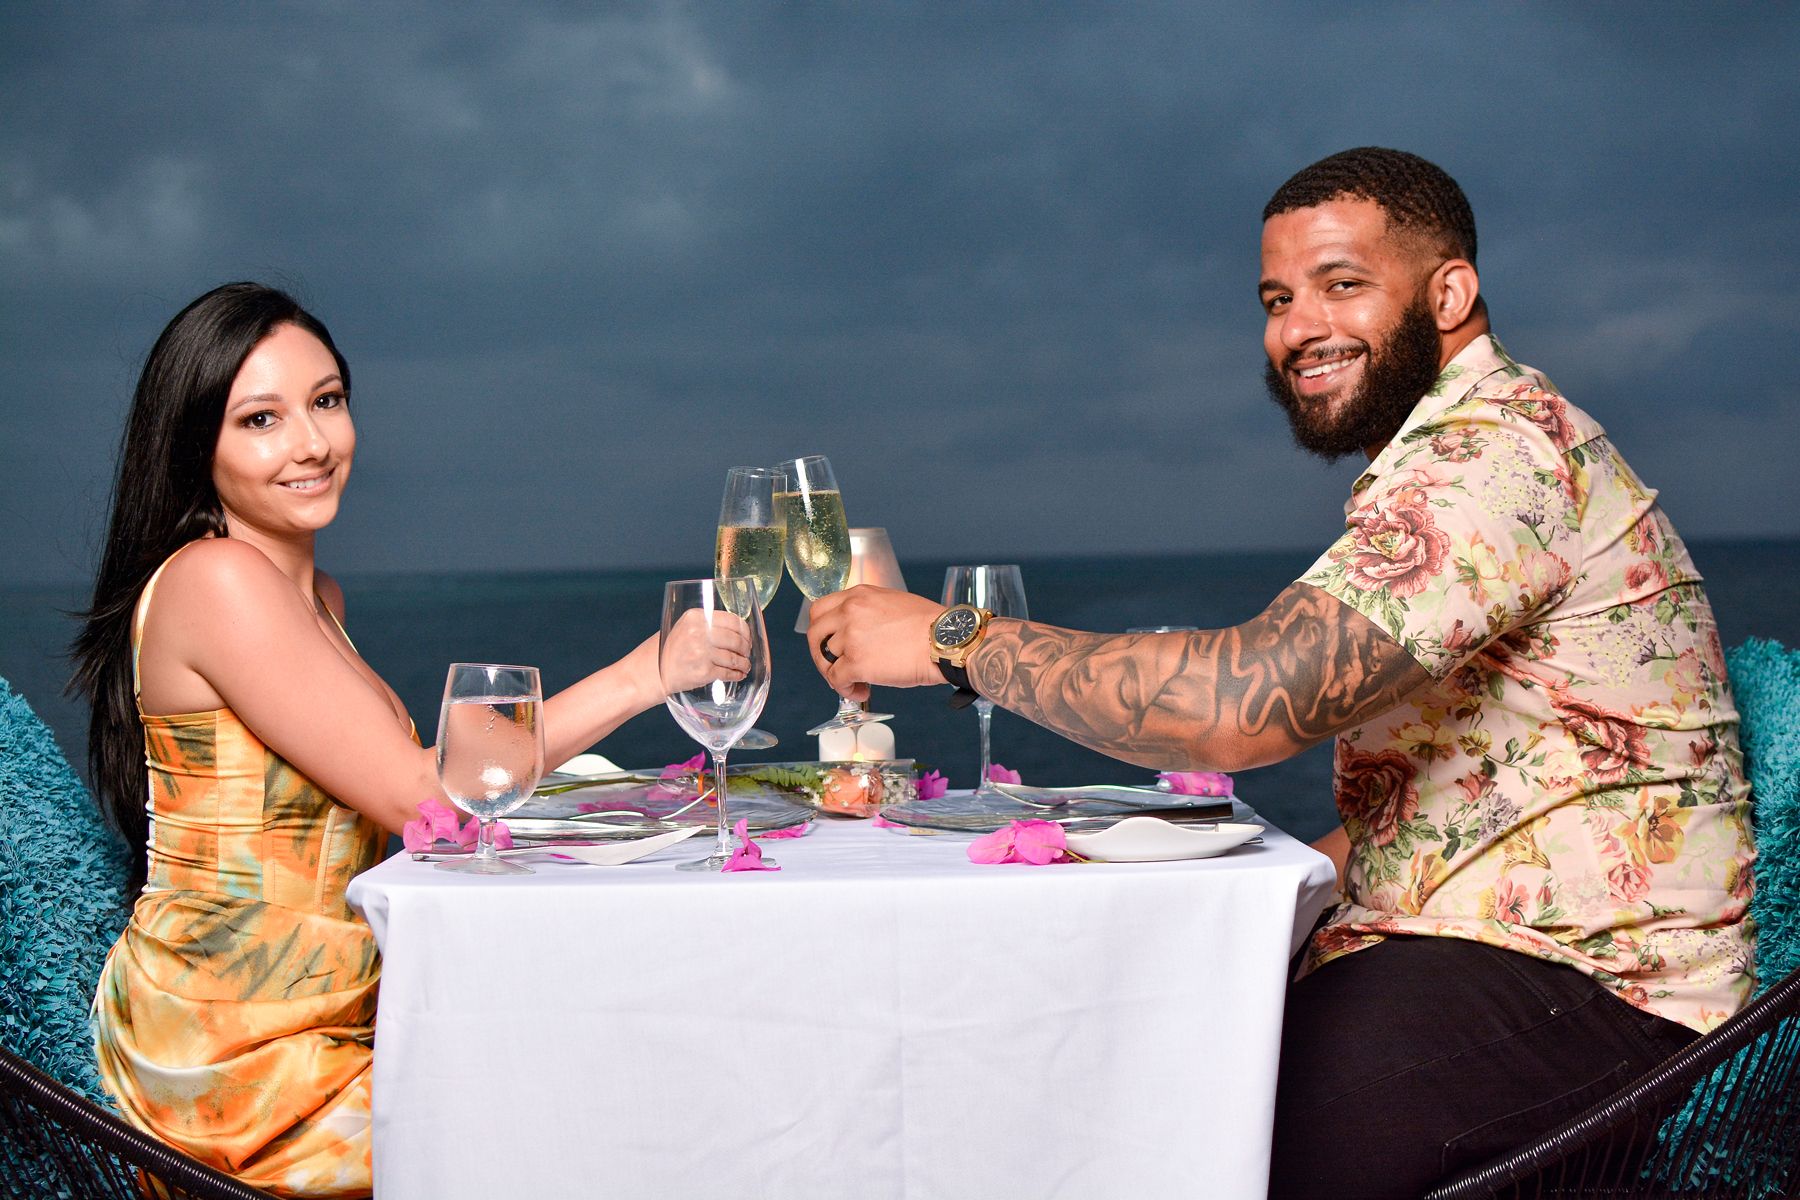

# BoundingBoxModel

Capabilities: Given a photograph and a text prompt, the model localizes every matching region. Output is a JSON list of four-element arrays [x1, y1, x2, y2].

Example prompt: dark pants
[[1268, 935, 1697, 1200]]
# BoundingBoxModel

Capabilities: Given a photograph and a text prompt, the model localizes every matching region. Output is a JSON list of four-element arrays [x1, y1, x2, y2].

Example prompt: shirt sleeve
[[1300, 400, 1585, 680]]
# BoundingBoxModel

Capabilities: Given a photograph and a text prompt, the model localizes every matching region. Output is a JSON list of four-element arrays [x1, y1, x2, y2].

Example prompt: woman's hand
[[656, 607, 752, 696]]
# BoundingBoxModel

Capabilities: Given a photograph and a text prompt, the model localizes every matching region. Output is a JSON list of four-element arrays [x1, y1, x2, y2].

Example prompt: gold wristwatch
[[930, 604, 992, 701]]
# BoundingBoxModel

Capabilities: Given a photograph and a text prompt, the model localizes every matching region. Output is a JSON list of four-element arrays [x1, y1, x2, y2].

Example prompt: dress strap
[[131, 543, 203, 699], [316, 594, 359, 654]]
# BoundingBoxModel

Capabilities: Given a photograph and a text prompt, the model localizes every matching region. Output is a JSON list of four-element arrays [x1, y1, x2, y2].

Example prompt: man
[[804, 148, 1755, 1198]]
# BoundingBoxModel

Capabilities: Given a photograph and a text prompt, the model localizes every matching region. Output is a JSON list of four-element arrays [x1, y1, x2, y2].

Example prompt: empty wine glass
[[776, 454, 892, 735], [662, 577, 772, 871], [941, 565, 1027, 797], [435, 663, 545, 875], [715, 465, 785, 751]]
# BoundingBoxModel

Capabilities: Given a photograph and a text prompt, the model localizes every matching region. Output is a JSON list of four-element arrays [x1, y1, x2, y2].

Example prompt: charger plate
[[877, 789, 1250, 834], [512, 767, 814, 833]]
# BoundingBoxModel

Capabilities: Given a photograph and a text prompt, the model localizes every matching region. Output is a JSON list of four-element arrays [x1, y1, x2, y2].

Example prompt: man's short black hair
[[1264, 147, 1478, 267]]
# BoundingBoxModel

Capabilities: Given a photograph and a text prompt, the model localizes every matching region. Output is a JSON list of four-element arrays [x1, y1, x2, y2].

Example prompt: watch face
[[935, 606, 980, 648]]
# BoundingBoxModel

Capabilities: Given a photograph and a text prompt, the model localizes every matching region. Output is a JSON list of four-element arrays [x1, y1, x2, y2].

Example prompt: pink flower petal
[[1010, 820, 1068, 865], [661, 753, 707, 779], [968, 820, 1074, 866], [967, 825, 1018, 864], [916, 770, 948, 800], [1158, 770, 1234, 797], [405, 797, 465, 851], [401, 817, 435, 853], [418, 797, 464, 841], [872, 813, 908, 830], [985, 764, 1022, 785], [755, 822, 812, 840], [723, 818, 779, 872]]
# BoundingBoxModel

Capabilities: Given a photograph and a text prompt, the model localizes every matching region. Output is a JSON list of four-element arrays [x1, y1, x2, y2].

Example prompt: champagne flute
[[662, 577, 772, 871], [715, 466, 785, 751], [941, 566, 1028, 797], [435, 663, 545, 875], [776, 454, 892, 735]]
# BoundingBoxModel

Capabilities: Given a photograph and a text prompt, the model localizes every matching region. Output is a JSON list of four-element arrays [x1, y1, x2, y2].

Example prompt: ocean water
[[5, 539, 1797, 844]]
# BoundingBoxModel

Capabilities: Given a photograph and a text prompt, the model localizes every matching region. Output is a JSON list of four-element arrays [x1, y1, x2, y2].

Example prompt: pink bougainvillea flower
[[968, 819, 1072, 865], [1009, 820, 1068, 865], [650, 753, 712, 805], [661, 753, 707, 778], [755, 822, 812, 840], [1158, 770, 1234, 797], [872, 813, 908, 830], [723, 819, 780, 872], [916, 770, 948, 800], [984, 764, 1022, 785], [402, 797, 465, 852]]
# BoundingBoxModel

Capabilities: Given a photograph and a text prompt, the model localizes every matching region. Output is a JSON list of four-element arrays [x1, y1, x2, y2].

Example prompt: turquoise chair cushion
[[1651, 637, 1800, 1195], [1731, 637, 1800, 988], [0, 674, 133, 1104]]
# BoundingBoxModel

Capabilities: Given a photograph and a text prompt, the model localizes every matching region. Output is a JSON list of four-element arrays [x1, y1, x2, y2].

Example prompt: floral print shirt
[[1299, 333, 1755, 1033]]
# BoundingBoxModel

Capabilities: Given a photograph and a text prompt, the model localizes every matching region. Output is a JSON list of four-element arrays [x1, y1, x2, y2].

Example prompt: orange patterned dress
[[92, 555, 386, 1197]]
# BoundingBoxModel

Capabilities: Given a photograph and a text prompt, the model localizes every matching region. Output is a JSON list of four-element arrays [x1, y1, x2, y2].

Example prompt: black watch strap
[[937, 658, 979, 708]]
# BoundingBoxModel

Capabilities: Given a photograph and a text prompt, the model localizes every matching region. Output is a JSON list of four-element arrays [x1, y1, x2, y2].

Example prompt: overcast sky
[[4, 2, 1797, 587]]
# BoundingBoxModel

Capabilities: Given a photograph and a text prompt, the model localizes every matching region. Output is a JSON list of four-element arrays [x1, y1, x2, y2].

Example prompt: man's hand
[[805, 585, 946, 702]]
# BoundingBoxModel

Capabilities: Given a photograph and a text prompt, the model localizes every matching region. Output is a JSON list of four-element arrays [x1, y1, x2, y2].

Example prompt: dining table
[[345, 792, 1338, 1199]]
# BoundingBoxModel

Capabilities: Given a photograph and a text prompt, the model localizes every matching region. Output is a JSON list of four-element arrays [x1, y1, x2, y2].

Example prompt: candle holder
[[813, 759, 919, 817]]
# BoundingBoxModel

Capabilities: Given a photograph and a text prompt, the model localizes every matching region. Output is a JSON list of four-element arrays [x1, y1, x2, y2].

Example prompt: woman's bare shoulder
[[154, 539, 306, 616]]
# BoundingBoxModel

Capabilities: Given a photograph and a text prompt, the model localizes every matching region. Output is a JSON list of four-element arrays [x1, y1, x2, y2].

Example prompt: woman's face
[[211, 322, 355, 543]]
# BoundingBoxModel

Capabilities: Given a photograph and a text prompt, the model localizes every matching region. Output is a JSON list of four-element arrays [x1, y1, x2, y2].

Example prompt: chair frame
[[1, 1045, 280, 1200], [1424, 963, 1800, 1199]]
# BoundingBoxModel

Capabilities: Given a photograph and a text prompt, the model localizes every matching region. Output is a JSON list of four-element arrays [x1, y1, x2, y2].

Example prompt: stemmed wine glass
[[941, 566, 1028, 797], [435, 663, 545, 875], [776, 454, 892, 735], [662, 577, 772, 871], [715, 466, 785, 751]]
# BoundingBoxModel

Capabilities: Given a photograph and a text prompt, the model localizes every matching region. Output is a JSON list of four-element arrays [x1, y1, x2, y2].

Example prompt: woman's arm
[[141, 540, 436, 833], [140, 542, 744, 833]]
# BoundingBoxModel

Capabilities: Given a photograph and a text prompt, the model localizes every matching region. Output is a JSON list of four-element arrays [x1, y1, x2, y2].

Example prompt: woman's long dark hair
[[70, 283, 350, 888]]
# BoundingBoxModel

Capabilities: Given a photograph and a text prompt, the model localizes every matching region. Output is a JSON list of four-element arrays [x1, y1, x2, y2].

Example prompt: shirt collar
[[1348, 332, 1518, 503]]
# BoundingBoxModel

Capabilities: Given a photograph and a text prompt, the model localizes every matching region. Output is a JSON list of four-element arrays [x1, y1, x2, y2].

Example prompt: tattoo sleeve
[[965, 581, 1430, 771]]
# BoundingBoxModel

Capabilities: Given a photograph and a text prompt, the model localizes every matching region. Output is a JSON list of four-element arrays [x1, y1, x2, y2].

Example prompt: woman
[[72, 282, 740, 1197]]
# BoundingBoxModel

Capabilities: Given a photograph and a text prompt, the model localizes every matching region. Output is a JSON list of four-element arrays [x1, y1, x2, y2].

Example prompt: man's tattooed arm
[[965, 581, 1430, 771]]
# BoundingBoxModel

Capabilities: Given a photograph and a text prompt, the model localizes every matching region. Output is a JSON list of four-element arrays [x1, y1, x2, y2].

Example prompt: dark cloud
[[3, 1, 1796, 585]]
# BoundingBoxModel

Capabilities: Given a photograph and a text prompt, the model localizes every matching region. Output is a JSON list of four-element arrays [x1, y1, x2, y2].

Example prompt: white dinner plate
[[1063, 816, 1262, 863]]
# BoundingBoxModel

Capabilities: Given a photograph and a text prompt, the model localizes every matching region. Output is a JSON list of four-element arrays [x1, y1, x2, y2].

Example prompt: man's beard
[[1263, 296, 1444, 461]]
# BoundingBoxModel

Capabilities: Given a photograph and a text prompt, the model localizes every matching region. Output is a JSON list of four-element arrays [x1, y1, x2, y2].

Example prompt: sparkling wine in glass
[[716, 466, 787, 611], [435, 663, 545, 875], [775, 454, 892, 735], [662, 577, 772, 871], [941, 566, 1027, 797], [715, 466, 785, 751]]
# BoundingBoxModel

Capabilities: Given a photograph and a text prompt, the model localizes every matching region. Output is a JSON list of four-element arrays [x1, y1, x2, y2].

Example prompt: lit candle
[[818, 725, 858, 762], [817, 719, 896, 763], [851, 721, 894, 762]]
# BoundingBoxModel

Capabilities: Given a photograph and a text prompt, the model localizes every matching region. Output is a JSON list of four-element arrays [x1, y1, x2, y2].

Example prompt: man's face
[[1259, 198, 1446, 461]]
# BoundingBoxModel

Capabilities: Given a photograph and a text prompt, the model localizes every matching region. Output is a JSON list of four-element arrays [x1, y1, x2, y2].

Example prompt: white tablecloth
[[347, 808, 1336, 1200]]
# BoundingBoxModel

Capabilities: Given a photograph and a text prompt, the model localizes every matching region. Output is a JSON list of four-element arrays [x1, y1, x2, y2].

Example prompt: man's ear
[[1430, 258, 1481, 331]]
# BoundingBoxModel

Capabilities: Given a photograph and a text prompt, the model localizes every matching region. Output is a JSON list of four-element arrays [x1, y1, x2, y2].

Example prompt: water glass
[[435, 663, 545, 875], [941, 565, 1027, 796], [662, 577, 772, 871]]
